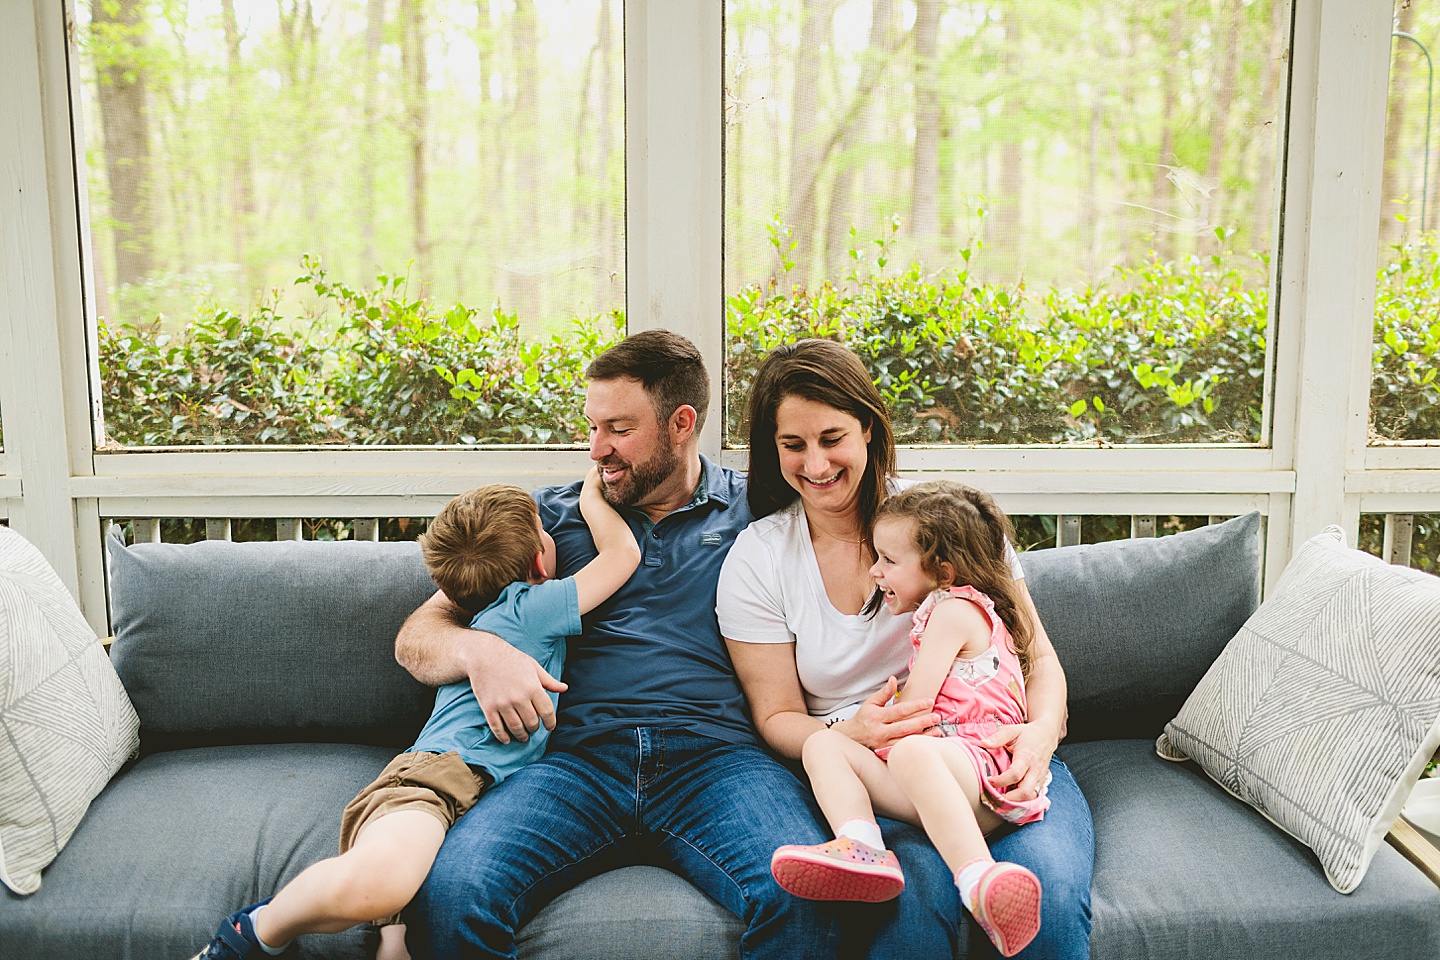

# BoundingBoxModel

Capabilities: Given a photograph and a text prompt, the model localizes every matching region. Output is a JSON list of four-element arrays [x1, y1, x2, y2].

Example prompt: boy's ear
[[530, 550, 548, 581]]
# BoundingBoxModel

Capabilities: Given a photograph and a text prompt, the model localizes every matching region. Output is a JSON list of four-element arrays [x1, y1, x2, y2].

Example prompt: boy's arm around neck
[[572, 467, 642, 615]]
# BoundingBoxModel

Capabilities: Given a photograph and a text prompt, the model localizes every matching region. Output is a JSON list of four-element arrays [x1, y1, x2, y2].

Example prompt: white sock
[[247, 905, 289, 956], [955, 858, 995, 911], [835, 818, 885, 851]]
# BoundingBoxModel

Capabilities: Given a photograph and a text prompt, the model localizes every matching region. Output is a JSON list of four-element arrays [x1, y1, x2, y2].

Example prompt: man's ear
[[669, 404, 699, 445]]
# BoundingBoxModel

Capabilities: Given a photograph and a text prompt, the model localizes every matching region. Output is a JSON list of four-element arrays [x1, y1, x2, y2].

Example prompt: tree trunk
[[783, 0, 836, 284], [595, 0, 616, 309], [277, 2, 322, 249], [220, 0, 257, 286], [909, 0, 941, 243], [361, 0, 387, 270], [90, 0, 155, 292], [1150, 3, 1184, 260], [401, 0, 431, 278], [508, 0, 540, 323], [1382, 3, 1417, 247], [1082, 88, 1101, 274], [993, 7, 1023, 267], [824, 0, 896, 278], [1250, 0, 1287, 248], [1204, 0, 1242, 251]]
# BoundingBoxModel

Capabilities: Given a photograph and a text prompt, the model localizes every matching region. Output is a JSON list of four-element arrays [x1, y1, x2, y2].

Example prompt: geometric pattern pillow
[[0, 526, 139, 894], [1157, 525, 1440, 893]]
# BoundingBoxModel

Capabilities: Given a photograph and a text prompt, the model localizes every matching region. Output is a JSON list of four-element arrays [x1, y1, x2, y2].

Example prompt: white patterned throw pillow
[[0, 526, 139, 894], [1157, 525, 1440, 893]]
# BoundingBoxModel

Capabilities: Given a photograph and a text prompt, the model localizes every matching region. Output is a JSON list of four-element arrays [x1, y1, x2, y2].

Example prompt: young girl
[[770, 480, 1050, 958]]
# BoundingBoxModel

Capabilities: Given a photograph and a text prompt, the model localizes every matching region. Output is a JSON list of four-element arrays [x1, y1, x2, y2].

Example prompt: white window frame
[[2, 0, 1437, 634]]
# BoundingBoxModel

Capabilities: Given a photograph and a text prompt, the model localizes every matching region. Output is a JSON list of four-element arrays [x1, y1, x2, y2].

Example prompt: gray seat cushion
[[519, 866, 740, 960], [107, 538, 438, 751], [1059, 739, 1440, 960], [0, 743, 389, 959], [1023, 513, 1263, 742], [0, 741, 743, 960]]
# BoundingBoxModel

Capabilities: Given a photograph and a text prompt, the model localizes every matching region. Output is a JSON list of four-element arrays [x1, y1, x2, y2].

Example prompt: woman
[[718, 339, 1093, 959]]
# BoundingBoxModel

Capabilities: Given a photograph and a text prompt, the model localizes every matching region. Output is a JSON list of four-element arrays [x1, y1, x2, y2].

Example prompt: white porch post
[[624, 0, 725, 459], [1285, 0, 1392, 551], [0, 0, 106, 632]]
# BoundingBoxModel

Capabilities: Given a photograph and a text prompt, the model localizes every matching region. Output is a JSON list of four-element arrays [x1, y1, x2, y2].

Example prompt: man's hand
[[840, 677, 940, 751], [983, 720, 1058, 801], [466, 632, 568, 745]]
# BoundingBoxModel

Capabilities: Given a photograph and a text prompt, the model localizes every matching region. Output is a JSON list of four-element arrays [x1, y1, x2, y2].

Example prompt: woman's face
[[773, 396, 872, 518]]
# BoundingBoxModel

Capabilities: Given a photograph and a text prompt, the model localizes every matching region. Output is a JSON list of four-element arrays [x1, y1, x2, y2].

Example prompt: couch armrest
[[1388, 818, 1440, 888]]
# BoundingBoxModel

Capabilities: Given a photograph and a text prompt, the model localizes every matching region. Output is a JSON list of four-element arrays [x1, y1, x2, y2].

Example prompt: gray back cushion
[[108, 538, 438, 751], [1020, 512, 1262, 742]]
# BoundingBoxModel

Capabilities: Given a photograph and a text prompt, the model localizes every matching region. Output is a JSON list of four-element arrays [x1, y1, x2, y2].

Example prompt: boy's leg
[[644, 731, 843, 960], [254, 810, 447, 944], [408, 747, 633, 960]]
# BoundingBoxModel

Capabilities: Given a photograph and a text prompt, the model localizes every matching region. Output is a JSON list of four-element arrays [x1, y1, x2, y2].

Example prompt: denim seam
[[653, 826, 751, 912], [503, 835, 632, 924]]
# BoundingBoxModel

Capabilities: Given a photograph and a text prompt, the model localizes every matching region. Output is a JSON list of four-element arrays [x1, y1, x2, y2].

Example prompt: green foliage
[[1371, 235, 1440, 441], [99, 300, 346, 446], [97, 256, 622, 446], [727, 235, 1268, 445], [68, 238, 1440, 451]]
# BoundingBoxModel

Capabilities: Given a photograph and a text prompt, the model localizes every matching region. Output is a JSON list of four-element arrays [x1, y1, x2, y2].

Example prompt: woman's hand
[[982, 720, 1059, 801], [839, 676, 940, 751]]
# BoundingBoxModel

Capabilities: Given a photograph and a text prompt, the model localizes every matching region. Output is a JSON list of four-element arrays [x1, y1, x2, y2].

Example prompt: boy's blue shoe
[[190, 898, 272, 959]]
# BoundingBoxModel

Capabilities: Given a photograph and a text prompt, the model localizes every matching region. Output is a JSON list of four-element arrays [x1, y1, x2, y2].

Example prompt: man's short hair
[[585, 329, 710, 431], [419, 485, 542, 615]]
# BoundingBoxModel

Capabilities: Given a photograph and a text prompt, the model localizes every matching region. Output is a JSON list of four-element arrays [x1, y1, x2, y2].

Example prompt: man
[[395, 330, 844, 959]]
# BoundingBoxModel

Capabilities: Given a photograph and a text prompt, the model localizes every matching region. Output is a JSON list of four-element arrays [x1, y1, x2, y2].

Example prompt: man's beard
[[598, 439, 680, 508]]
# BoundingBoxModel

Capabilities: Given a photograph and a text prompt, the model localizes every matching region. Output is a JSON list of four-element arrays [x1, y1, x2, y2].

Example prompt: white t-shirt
[[717, 491, 1023, 722]]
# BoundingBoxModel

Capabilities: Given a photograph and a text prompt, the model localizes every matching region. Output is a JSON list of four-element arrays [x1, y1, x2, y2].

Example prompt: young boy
[[191, 469, 639, 960]]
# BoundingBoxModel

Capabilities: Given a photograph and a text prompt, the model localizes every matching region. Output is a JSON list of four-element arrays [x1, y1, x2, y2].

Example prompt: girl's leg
[[801, 728, 919, 832], [253, 810, 448, 945], [375, 922, 413, 960], [886, 735, 1039, 958], [883, 735, 1000, 873], [771, 730, 913, 902]]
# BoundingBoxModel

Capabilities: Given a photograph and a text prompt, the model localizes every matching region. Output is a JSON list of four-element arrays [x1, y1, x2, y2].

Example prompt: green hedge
[[2, 241, 1435, 449]]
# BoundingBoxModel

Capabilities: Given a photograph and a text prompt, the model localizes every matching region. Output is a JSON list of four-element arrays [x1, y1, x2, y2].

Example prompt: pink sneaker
[[967, 861, 1042, 957], [770, 837, 904, 902]]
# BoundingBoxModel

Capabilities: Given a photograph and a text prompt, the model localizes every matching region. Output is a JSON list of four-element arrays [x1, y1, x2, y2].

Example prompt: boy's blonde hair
[[877, 481, 1035, 677], [419, 485, 542, 615]]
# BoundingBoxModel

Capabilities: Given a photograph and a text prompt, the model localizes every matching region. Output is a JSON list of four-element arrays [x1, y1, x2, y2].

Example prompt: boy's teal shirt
[[408, 577, 580, 785]]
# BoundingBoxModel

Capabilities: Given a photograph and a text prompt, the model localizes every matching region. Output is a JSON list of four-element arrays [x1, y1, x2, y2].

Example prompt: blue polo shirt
[[533, 456, 758, 748]]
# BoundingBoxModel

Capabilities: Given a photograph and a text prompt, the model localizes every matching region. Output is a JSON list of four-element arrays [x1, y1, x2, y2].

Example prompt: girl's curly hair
[[877, 481, 1034, 677]]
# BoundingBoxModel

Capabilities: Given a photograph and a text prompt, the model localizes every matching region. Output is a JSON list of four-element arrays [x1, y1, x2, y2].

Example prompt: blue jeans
[[409, 727, 842, 959], [851, 757, 1095, 960]]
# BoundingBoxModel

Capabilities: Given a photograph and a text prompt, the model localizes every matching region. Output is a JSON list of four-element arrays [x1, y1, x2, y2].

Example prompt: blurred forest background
[[3, 0, 1427, 451]]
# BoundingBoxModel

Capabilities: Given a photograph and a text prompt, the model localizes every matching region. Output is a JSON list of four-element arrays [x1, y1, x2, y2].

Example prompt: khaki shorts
[[339, 750, 490, 855]]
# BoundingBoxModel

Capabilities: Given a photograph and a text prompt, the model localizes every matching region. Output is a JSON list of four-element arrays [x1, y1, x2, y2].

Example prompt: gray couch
[[2, 513, 1437, 959]]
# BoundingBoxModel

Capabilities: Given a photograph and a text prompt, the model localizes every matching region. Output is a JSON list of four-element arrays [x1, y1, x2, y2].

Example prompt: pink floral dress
[[886, 585, 1050, 825]]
